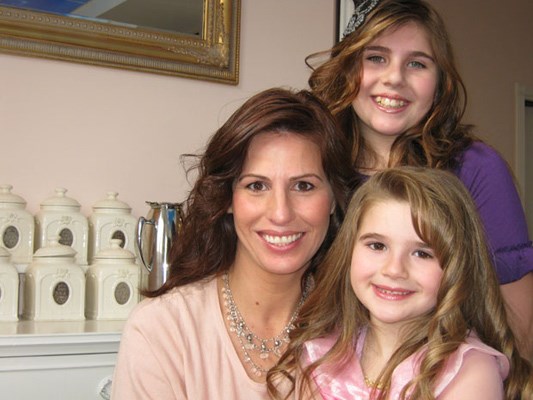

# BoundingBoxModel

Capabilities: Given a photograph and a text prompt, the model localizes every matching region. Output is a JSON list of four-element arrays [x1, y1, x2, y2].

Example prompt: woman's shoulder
[[125, 276, 218, 328]]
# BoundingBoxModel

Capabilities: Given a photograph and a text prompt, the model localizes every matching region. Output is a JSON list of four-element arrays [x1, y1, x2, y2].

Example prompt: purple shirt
[[455, 141, 533, 284]]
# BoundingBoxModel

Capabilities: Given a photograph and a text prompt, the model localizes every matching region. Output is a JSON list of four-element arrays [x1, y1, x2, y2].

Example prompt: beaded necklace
[[221, 271, 311, 377], [364, 375, 385, 390]]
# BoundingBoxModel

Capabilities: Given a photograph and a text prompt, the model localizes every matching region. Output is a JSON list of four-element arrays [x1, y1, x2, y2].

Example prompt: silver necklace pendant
[[222, 271, 312, 376]]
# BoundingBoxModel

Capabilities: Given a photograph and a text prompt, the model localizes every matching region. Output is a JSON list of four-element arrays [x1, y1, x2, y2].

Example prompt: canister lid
[[0, 184, 27, 207], [94, 239, 135, 261], [40, 188, 81, 210], [92, 192, 132, 212], [33, 237, 77, 258]]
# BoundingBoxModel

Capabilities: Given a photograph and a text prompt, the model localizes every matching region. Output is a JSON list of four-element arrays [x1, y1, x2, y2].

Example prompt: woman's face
[[352, 22, 439, 151], [230, 132, 334, 278]]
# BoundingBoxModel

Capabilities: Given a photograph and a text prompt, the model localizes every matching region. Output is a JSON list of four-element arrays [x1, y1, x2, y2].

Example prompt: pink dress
[[302, 329, 510, 399]]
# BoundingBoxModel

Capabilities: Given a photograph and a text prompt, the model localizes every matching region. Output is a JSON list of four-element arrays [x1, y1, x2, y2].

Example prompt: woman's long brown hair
[[145, 88, 357, 297]]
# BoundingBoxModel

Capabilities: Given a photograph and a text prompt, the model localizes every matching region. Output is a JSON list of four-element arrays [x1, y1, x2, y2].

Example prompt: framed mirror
[[0, 0, 241, 84]]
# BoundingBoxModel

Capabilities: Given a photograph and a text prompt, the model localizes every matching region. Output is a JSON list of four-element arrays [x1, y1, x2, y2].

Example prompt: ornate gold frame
[[0, 0, 240, 84]]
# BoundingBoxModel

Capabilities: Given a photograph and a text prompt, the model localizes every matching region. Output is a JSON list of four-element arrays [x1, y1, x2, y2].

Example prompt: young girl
[[267, 167, 533, 400], [307, 0, 533, 357]]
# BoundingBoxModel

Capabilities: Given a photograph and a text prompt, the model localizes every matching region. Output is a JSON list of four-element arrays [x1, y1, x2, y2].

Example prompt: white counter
[[0, 320, 125, 400]]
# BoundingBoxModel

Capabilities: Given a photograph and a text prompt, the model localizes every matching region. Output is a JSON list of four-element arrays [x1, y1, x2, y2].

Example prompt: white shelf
[[0, 320, 125, 400]]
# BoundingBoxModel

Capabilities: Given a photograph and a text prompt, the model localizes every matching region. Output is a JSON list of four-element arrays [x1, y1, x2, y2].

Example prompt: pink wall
[[0, 1, 336, 220], [1, 0, 532, 222], [427, 0, 533, 163]]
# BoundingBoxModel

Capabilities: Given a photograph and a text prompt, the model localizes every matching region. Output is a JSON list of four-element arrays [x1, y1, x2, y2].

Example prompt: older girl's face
[[230, 132, 334, 279], [352, 22, 439, 151]]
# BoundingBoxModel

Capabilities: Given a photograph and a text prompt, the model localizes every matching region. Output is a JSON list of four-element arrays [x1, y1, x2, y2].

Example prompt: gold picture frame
[[0, 0, 241, 84]]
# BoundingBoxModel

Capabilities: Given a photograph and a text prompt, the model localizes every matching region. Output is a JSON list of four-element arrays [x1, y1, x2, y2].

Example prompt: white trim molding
[[514, 83, 533, 203]]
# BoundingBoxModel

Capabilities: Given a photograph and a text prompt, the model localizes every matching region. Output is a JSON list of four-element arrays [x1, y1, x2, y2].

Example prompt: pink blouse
[[302, 329, 509, 399]]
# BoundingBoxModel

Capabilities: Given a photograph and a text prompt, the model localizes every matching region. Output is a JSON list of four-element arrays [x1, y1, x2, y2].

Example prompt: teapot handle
[[136, 216, 155, 273]]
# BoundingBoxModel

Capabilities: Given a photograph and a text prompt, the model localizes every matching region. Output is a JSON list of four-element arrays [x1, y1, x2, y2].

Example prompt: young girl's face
[[352, 21, 439, 150], [350, 200, 443, 329]]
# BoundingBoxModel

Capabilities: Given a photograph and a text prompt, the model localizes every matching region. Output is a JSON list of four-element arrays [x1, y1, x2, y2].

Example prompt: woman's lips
[[261, 232, 303, 247]]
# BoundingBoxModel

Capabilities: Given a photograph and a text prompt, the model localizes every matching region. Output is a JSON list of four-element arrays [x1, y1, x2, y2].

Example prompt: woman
[[307, 0, 533, 358], [111, 88, 356, 399]]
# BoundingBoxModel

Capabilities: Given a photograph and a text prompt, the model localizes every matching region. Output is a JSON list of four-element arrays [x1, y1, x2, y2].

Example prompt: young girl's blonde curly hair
[[267, 167, 533, 400]]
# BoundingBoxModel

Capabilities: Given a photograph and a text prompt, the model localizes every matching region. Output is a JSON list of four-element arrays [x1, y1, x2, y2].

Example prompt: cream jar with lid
[[35, 188, 89, 268], [85, 239, 139, 320], [0, 184, 34, 265], [23, 237, 85, 321], [0, 247, 19, 321], [88, 192, 138, 265]]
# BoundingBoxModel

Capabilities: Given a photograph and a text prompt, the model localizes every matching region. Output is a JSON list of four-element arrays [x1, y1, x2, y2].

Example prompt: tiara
[[342, 0, 381, 38]]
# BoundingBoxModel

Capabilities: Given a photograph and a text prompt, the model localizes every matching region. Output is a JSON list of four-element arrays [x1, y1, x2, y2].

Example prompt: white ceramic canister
[[0, 247, 19, 321], [85, 239, 139, 320], [0, 184, 34, 265], [35, 188, 89, 267], [23, 238, 85, 321], [88, 192, 138, 265]]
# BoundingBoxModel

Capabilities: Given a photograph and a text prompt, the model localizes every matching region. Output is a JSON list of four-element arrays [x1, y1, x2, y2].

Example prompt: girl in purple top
[[267, 167, 532, 399], [306, 0, 533, 358]]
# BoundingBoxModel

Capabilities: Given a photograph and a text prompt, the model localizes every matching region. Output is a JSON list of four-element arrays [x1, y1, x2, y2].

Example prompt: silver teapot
[[136, 202, 184, 292]]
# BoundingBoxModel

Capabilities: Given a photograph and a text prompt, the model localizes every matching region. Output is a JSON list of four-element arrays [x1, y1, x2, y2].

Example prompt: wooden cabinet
[[0, 320, 124, 400]]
